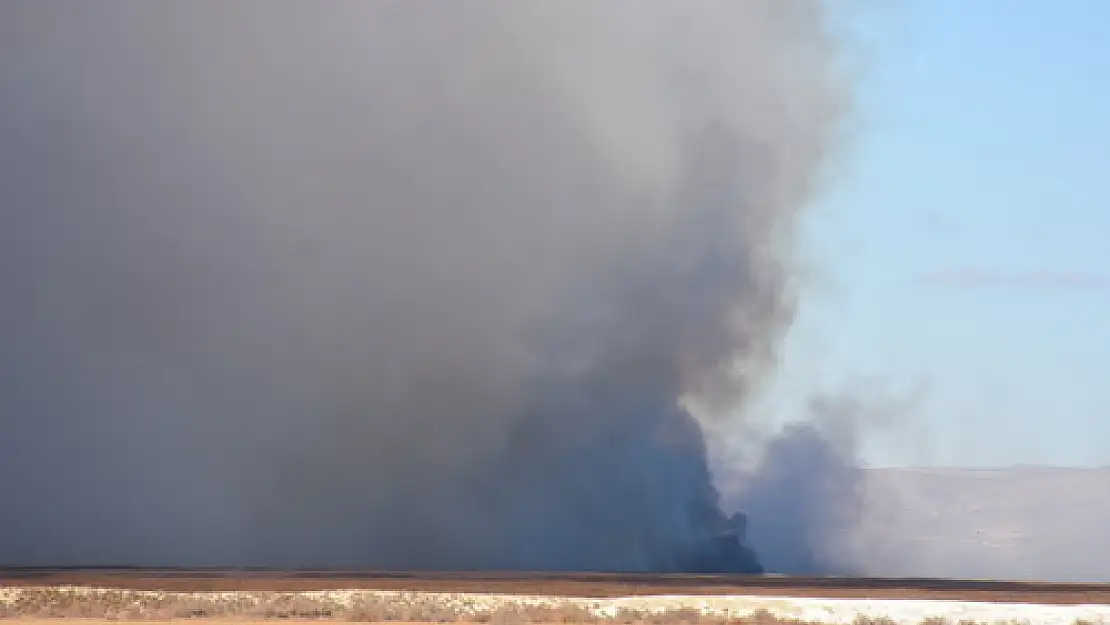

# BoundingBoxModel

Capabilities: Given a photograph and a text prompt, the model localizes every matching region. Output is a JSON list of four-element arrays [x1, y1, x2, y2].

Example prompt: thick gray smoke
[[0, 1, 846, 570], [727, 397, 867, 575]]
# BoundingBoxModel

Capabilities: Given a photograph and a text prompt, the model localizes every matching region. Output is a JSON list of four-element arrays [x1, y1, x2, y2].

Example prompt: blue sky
[[766, 1, 1110, 468]]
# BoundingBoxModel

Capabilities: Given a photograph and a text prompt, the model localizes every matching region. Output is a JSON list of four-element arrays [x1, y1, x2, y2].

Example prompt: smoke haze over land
[[0, 1, 847, 570]]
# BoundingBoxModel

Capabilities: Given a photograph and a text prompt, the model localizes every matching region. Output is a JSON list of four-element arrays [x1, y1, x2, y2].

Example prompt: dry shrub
[[0, 590, 1024, 625]]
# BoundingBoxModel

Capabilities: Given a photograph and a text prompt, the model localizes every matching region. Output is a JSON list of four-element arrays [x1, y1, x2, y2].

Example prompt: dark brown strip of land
[[2, 569, 1110, 605]]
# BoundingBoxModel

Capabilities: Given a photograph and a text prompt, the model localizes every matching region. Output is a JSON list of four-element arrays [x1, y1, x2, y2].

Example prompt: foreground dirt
[[3, 569, 1110, 605], [3, 622, 837, 625], [5, 621, 862, 625]]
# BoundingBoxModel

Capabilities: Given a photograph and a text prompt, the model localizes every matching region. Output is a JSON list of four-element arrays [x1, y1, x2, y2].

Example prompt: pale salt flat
[[3, 586, 1109, 624]]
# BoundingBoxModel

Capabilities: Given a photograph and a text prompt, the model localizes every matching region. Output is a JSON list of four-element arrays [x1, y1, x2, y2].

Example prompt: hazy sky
[[764, 1, 1110, 468]]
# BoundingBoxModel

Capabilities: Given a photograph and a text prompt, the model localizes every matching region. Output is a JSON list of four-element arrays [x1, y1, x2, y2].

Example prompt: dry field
[[5, 570, 1110, 603], [3, 570, 1110, 625]]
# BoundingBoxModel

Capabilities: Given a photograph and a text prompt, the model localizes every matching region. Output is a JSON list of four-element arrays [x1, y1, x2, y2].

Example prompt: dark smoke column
[[0, 1, 846, 570]]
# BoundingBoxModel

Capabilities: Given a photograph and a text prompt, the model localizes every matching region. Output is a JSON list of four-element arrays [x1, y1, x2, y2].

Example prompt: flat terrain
[[4, 569, 1110, 605]]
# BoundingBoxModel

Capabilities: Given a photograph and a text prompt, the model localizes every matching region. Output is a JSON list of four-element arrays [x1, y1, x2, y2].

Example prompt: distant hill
[[730, 465, 1110, 582], [848, 466, 1110, 581]]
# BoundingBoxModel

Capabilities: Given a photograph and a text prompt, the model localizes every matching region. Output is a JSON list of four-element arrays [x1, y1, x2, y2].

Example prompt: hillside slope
[[846, 466, 1110, 581]]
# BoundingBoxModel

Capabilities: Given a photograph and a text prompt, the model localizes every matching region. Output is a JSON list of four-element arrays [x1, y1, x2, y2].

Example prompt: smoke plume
[[0, 1, 847, 570], [726, 396, 868, 575]]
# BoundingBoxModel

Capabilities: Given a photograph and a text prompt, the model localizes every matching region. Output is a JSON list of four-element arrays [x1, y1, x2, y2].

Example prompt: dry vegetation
[[0, 591, 1101, 625]]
